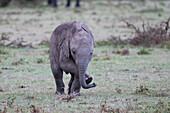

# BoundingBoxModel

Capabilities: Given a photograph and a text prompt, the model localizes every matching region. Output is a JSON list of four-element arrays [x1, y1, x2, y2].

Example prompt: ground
[[0, 1, 170, 112]]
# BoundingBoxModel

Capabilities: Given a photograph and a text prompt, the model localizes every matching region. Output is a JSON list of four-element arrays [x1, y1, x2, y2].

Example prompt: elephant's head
[[61, 21, 96, 89]]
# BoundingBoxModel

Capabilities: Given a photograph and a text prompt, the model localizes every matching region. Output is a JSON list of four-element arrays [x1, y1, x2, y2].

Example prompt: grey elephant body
[[50, 21, 96, 95]]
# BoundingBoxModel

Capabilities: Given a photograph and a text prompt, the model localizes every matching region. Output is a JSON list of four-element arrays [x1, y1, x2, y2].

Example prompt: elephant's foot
[[75, 92, 81, 96], [70, 80, 81, 95], [70, 87, 80, 95], [68, 87, 81, 95], [56, 86, 65, 94], [68, 90, 81, 96], [86, 76, 93, 85], [69, 92, 81, 96], [68, 87, 72, 95]]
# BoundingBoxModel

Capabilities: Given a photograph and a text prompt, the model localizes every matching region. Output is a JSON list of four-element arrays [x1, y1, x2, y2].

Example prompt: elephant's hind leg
[[70, 74, 81, 95], [68, 74, 92, 95], [68, 74, 74, 95], [51, 62, 65, 94]]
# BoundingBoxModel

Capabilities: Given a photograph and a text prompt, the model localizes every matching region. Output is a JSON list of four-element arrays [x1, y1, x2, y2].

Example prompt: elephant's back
[[50, 21, 76, 47]]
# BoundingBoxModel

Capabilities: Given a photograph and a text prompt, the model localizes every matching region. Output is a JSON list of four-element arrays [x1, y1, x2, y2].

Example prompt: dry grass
[[122, 18, 170, 47]]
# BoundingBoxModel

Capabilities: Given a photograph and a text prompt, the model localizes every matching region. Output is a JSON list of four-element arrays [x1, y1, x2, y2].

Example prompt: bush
[[122, 18, 170, 47], [137, 49, 150, 55]]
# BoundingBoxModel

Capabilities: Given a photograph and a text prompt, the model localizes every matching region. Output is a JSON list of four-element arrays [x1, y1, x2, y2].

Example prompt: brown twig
[[61, 93, 79, 102], [165, 17, 170, 31], [121, 18, 139, 32], [161, 17, 170, 32], [142, 21, 145, 33]]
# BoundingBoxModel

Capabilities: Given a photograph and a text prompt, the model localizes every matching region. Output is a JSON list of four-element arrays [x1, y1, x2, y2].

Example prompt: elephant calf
[[50, 21, 96, 95]]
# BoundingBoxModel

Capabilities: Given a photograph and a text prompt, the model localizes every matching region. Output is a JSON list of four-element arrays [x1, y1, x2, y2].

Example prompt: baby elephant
[[50, 21, 96, 95]]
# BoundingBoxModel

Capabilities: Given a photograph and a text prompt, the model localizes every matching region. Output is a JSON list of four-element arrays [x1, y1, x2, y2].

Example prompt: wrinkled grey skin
[[48, 0, 80, 8], [50, 21, 96, 95]]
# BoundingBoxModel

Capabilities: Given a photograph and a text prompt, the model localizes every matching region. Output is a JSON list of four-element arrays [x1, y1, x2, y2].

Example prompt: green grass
[[0, 1, 170, 112], [160, 41, 170, 50], [0, 49, 8, 54], [0, 46, 169, 112], [137, 48, 150, 55]]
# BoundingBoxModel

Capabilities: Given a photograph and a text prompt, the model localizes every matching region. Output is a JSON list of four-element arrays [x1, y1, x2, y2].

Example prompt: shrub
[[137, 49, 150, 55], [122, 18, 170, 47]]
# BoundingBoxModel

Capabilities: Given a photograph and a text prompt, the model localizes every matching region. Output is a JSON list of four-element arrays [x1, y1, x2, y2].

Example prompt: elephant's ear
[[62, 38, 70, 58], [58, 28, 70, 58], [81, 23, 94, 41], [59, 22, 76, 58], [59, 33, 70, 58], [81, 24, 90, 33]]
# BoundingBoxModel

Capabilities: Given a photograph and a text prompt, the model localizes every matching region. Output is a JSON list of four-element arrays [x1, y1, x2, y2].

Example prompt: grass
[[138, 8, 164, 13], [0, 0, 170, 112], [0, 49, 8, 54], [94, 36, 127, 47], [137, 48, 150, 55], [0, 45, 169, 112], [160, 41, 170, 50]]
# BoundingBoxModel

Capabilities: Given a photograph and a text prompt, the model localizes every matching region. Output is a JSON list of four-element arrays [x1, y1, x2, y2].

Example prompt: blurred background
[[0, 0, 170, 47]]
